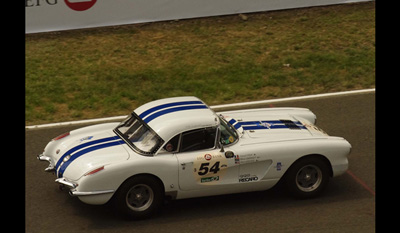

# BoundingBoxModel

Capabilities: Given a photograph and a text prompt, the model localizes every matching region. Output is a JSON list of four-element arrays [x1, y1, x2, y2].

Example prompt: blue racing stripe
[[139, 101, 203, 119], [228, 119, 237, 125], [55, 136, 120, 170], [233, 120, 307, 130], [57, 139, 125, 178], [233, 121, 277, 129], [242, 125, 288, 130], [143, 105, 208, 123]]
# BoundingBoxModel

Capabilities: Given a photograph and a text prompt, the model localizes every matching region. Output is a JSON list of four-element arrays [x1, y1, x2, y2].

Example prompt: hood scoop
[[279, 119, 302, 130], [232, 119, 306, 131]]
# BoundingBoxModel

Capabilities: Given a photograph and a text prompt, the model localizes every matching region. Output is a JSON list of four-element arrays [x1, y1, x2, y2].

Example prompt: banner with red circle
[[64, 0, 97, 11], [26, 0, 369, 34]]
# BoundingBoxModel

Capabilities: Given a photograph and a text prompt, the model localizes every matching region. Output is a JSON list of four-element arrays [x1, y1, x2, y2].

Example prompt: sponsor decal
[[25, 0, 97, 12], [276, 162, 282, 171], [201, 176, 219, 183], [239, 153, 258, 164], [274, 162, 284, 171], [64, 0, 97, 11], [79, 136, 93, 142], [25, 0, 58, 7], [204, 154, 212, 161], [234, 154, 240, 164], [193, 152, 227, 184], [239, 174, 259, 183]]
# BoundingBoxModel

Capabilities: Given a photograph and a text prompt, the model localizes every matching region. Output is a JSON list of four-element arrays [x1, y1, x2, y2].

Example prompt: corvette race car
[[38, 96, 351, 219]]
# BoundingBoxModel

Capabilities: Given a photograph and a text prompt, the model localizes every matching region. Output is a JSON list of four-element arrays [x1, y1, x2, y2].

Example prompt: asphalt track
[[26, 92, 375, 233]]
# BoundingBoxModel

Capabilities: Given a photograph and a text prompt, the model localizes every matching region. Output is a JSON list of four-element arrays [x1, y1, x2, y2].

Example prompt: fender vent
[[279, 119, 301, 130]]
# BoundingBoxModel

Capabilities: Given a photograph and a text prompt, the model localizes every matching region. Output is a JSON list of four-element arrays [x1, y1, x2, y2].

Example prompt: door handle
[[181, 162, 193, 170], [181, 162, 193, 166]]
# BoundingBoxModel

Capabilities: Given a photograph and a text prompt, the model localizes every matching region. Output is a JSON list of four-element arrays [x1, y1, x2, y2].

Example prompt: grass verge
[[25, 2, 375, 125]]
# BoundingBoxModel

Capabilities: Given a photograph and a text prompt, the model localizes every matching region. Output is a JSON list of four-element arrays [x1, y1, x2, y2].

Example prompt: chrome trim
[[55, 178, 78, 189], [37, 154, 51, 162], [69, 190, 114, 196], [44, 166, 55, 172], [37, 154, 55, 172]]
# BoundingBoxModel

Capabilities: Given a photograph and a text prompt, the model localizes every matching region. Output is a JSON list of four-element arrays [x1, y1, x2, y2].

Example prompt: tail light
[[52, 132, 70, 141]]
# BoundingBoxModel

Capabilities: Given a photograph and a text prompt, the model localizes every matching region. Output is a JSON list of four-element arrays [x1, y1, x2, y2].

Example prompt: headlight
[[63, 154, 71, 162]]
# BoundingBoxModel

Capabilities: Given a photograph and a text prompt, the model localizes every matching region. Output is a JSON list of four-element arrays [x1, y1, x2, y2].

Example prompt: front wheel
[[284, 156, 330, 199], [113, 176, 163, 219]]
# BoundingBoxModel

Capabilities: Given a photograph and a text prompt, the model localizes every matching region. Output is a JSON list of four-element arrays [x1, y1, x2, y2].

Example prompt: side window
[[180, 128, 217, 152], [163, 134, 180, 153]]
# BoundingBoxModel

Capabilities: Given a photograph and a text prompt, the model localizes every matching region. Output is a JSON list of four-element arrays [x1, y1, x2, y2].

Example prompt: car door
[[175, 127, 239, 191]]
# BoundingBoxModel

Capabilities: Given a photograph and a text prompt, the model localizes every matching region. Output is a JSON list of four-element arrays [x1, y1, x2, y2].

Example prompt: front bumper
[[39, 154, 115, 202], [37, 153, 55, 172], [69, 190, 115, 196], [55, 178, 78, 189], [55, 177, 114, 197]]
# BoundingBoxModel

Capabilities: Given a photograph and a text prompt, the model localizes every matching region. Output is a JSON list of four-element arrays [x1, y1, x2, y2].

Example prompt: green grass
[[25, 2, 375, 125]]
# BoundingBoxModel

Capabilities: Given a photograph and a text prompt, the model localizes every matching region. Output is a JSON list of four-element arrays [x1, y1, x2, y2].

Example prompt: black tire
[[113, 175, 164, 219], [284, 156, 330, 199]]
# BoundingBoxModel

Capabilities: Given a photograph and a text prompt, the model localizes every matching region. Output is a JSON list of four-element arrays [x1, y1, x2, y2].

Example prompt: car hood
[[43, 123, 130, 180], [219, 109, 328, 142], [235, 115, 313, 139]]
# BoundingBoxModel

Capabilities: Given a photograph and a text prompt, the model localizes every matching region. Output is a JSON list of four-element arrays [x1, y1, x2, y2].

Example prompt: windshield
[[219, 116, 239, 145], [114, 114, 164, 155]]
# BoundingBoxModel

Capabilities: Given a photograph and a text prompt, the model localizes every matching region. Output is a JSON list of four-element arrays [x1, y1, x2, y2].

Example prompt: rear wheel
[[113, 176, 163, 219], [284, 156, 330, 199]]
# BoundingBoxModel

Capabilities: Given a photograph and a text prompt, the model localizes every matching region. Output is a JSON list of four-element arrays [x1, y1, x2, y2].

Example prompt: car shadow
[[68, 174, 372, 230]]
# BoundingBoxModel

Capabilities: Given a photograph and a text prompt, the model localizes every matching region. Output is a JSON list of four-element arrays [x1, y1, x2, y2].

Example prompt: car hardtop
[[133, 96, 220, 142]]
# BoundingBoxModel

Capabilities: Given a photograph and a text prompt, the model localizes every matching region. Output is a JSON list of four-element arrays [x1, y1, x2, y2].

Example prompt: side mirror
[[225, 151, 235, 158], [219, 142, 224, 152]]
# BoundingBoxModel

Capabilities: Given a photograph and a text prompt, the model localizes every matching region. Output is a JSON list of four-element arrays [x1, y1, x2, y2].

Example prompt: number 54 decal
[[193, 153, 228, 184], [198, 162, 220, 176]]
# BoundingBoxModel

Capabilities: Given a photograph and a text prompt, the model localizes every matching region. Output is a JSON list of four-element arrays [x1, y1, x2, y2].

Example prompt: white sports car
[[38, 96, 351, 219]]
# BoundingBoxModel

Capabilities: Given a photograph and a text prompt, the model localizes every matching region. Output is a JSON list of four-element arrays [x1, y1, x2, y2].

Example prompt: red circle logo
[[65, 0, 97, 11], [204, 154, 212, 161]]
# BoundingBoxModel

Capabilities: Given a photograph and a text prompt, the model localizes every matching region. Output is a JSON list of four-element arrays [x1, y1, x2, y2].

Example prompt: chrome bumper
[[55, 178, 114, 197], [55, 178, 78, 189], [69, 190, 115, 196], [37, 154, 55, 172], [40, 155, 115, 198]]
